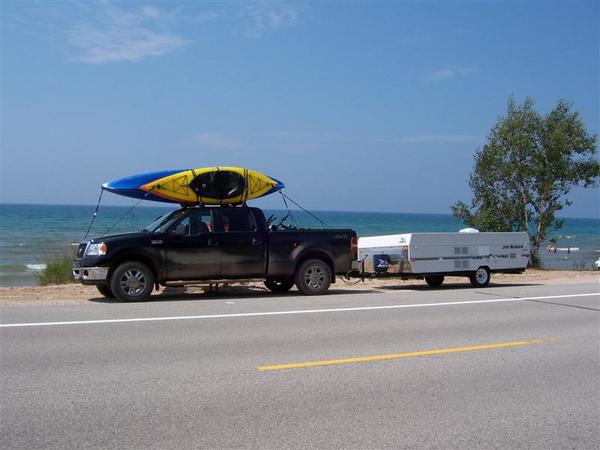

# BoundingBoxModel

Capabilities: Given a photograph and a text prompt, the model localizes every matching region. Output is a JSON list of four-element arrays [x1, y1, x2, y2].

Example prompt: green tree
[[452, 97, 599, 266]]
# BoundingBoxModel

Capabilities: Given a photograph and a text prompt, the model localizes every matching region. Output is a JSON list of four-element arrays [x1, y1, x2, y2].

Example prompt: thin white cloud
[[68, 3, 189, 63], [241, 1, 298, 38], [375, 134, 482, 144], [261, 131, 481, 146], [194, 133, 246, 151], [186, 11, 220, 24], [260, 131, 316, 139], [141, 6, 161, 19], [423, 66, 475, 83]]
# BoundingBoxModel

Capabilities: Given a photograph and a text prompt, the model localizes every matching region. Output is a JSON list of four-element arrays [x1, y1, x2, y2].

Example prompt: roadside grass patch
[[38, 246, 77, 285]]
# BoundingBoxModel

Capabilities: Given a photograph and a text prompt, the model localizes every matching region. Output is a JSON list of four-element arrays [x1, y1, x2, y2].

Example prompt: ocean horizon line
[[2, 202, 599, 222]]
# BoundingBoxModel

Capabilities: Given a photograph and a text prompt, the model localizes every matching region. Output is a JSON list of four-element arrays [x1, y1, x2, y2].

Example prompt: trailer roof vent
[[459, 228, 479, 233]]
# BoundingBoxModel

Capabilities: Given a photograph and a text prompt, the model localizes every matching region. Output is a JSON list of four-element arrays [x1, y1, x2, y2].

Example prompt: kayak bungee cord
[[279, 191, 298, 227], [102, 190, 152, 236], [190, 168, 201, 205], [83, 188, 104, 240], [216, 166, 223, 206], [242, 168, 250, 205], [279, 191, 331, 229]]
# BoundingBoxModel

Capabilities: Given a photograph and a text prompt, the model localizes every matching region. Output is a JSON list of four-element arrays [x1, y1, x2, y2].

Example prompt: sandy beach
[[1, 269, 596, 305]]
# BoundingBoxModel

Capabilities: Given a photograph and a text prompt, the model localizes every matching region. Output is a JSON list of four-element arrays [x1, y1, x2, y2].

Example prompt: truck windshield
[[143, 210, 187, 233]]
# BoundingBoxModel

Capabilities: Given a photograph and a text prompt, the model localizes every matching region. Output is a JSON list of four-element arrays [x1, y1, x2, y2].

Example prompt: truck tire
[[264, 278, 294, 293], [96, 284, 115, 298], [425, 276, 444, 288], [470, 266, 491, 287], [110, 261, 154, 301], [294, 258, 332, 295]]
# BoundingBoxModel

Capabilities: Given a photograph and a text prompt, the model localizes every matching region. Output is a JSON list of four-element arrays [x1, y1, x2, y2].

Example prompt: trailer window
[[455, 260, 469, 269]]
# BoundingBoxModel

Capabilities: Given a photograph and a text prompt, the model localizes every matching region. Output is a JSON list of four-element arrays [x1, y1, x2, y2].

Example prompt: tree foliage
[[452, 97, 599, 266]]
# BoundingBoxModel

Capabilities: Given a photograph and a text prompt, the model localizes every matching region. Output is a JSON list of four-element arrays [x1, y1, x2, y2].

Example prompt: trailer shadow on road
[[373, 282, 543, 292]]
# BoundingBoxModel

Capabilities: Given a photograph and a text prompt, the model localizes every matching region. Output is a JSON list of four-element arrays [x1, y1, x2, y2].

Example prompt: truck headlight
[[86, 243, 108, 256]]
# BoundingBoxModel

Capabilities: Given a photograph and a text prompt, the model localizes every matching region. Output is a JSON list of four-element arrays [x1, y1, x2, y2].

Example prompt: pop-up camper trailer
[[353, 230, 530, 287]]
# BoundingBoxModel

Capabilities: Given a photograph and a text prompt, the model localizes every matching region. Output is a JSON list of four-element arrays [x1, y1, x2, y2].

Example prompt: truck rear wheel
[[110, 261, 154, 301], [264, 278, 295, 293], [295, 259, 332, 295], [96, 284, 115, 298], [425, 276, 444, 288], [470, 266, 491, 287]]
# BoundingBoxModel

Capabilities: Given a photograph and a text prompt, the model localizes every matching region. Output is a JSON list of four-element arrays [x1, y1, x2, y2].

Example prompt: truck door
[[214, 208, 266, 278], [163, 209, 220, 280]]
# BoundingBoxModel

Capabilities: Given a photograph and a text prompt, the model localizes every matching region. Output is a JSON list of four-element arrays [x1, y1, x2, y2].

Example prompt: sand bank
[[0, 269, 597, 305]]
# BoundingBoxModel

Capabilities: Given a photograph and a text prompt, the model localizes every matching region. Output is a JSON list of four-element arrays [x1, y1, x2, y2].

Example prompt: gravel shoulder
[[0, 269, 597, 305]]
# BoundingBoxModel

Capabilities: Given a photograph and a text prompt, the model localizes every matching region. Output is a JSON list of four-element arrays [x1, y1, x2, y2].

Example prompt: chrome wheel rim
[[120, 269, 147, 296], [475, 268, 488, 284], [304, 265, 325, 289]]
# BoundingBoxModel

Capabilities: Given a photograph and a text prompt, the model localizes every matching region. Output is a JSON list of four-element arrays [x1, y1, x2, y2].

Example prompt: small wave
[[26, 264, 47, 271], [0, 264, 29, 273]]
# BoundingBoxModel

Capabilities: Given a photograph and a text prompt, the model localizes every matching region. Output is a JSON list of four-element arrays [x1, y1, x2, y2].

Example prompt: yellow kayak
[[140, 166, 284, 205]]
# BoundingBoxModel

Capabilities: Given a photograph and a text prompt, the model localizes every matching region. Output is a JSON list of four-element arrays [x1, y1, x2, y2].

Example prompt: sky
[[1, 0, 598, 218]]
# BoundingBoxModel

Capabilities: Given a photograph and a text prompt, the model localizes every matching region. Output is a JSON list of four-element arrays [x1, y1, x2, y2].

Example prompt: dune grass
[[38, 256, 74, 285]]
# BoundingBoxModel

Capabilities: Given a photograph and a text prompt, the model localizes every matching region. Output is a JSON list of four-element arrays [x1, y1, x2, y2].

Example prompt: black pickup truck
[[73, 206, 357, 301]]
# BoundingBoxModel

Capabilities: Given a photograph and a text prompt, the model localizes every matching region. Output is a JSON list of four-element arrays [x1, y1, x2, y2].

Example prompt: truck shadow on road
[[86, 282, 544, 303], [87, 286, 381, 303]]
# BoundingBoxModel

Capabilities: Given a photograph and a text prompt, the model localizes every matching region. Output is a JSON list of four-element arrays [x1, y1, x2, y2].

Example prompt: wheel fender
[[293, 246, 335, 278], [108, 251, 160, 284]]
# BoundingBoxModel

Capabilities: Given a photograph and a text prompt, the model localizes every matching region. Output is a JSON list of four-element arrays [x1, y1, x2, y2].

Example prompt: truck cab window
[[220, 210, 257, 232], [171, 211, 213, 236]]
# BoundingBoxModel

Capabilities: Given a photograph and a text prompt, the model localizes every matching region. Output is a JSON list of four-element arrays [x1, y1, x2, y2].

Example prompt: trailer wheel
[[295, 259, 332, 295], [110, 261, 154, 301], [470, 266, 491, 287], [264, 278, 294, 293], [425, 276, 444, 288], [96, 284, 115, 298]]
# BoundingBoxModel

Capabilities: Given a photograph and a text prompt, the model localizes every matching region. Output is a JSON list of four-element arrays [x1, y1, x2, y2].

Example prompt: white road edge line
[[1, 293, 598, 328]]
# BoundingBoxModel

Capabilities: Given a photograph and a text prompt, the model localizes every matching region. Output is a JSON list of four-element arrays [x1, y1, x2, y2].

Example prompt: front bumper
[[72, 266, 109, 282]]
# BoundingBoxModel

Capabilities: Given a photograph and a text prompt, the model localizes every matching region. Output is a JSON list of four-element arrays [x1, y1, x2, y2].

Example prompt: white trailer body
[[354, 231, 530, 287]]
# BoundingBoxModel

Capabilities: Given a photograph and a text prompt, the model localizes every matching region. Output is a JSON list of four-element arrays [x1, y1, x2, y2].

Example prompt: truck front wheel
[[264, 278, 294, 293], [96, 284, 115, 298], [110, 261, 154, 301], [295, 259, 332, 295]]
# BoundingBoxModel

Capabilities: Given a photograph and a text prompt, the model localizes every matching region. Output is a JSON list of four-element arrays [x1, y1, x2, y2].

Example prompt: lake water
[[1, 203, 598, 286]]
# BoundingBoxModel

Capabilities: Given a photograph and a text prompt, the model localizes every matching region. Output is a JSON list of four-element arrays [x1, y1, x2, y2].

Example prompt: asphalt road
[[1, 282, 599, 449]]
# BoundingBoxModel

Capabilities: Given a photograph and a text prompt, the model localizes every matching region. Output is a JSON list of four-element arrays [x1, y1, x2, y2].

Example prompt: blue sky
[[1, 0, 598, 217]]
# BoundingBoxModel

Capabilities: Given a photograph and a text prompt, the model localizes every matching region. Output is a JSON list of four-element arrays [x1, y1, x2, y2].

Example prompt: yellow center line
[[257, 338, 554, 371]]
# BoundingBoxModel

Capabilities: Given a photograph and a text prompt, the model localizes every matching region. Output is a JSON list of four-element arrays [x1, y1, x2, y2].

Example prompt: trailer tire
[[470, 266, 491, 287], [425, 276, 444, 288], [294, 258, 332, 295], [264, 278, 294, 293], [96, 284, 115, 298], [110, 261, 154, 301]]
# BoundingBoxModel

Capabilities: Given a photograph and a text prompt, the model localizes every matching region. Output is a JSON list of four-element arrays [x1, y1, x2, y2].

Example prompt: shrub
[[38, 255, 74, 285]]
